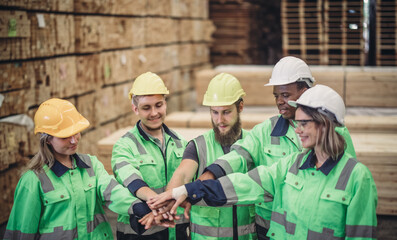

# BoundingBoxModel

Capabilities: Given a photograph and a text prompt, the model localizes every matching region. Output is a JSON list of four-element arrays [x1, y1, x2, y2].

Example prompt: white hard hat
[[288, 85, 345, 125], [266, 56, 315, 87]]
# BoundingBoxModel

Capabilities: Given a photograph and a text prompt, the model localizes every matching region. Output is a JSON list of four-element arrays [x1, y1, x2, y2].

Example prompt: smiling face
[[133, 94, 166, 132], [294, 108, 319, 149], [273, 83, 306, 120], [48, 133, 81, 159]]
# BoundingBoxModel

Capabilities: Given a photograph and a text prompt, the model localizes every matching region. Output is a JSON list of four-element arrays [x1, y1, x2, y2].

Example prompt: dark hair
[[298, 105, 345, 160], [296, 81, 311, 90], [234, 98, 244, 113]]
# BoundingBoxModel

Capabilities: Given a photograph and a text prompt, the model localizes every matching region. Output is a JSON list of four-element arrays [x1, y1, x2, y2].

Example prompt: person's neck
[[54, 153, 73, 168], [141, 123, 163, 142], [314, 147, 329, 168]]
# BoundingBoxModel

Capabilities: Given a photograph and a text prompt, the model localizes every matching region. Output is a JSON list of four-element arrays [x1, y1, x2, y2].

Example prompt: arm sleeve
[[182, 141, 199, 164], [185, 160, 285, 207], [4, 171, 42, 240], [111, 137, 148, 196], [345, 164, 378, 239]]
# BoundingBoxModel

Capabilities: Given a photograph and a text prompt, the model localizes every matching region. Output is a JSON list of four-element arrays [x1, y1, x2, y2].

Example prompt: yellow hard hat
[[128, 72, 169, 99], [34, 98, 90, 138], [203, 73, 246, 106]]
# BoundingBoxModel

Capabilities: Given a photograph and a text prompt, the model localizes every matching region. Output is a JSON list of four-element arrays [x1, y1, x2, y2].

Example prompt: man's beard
[[213, 114, 241, 147]]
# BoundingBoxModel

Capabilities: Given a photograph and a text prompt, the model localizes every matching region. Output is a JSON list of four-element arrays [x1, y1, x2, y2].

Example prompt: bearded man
[[163, 73, 257, 240]]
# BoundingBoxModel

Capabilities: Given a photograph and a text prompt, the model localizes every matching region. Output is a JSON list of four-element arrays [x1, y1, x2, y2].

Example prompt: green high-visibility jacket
[[111, 121, 188, 237], [190, 129, 257, 240], [208, 150, 377, 239], [207, 115, 356, 228], [4, 153, 144, 240]]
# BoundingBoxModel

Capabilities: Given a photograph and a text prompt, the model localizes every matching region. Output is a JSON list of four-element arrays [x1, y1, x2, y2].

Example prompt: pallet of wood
[[376, 0, 397, 66]]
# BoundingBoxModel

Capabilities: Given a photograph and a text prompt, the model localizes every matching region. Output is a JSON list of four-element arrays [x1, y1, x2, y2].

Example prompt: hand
[[148, 186, 188, 215], [179, 200, 191, 219], [198, 171, 215, 181], [147, 190, 174, 210], [138, 212, 176, 230]]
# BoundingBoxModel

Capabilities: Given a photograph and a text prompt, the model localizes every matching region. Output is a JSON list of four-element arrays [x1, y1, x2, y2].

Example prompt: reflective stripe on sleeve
[[247, 168, 273, 202], [191, 222, 256, 238], [335, 158, 358, 191], [346, 225, 377, 238], [214, 158, 233, 175], [39, 226, 78, 240], [219, 175, 238, 204], [231, 145, 254, 170], [307, 227, 344, 240], [255, 214, 271, 229], [3, 229, 39, 240], [271, 211, 296, 235], [103, 178, 118, 206], [122, 132, 147, 155], [87, 213, 108, 233], [122, 173, 143, 187], [113, 161, 130, 172]]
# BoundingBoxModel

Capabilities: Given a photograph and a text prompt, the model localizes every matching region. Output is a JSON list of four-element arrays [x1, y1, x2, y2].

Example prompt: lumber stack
[[209, 0, 266, 65], [195, 65, 397, 107], [376, 0, 397, 66], [0, 0, 215, 224], [282, 0, 365, 66]]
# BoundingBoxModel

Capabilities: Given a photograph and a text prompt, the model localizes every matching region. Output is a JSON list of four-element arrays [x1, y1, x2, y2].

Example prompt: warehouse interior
[[1, 0, 396, 238]]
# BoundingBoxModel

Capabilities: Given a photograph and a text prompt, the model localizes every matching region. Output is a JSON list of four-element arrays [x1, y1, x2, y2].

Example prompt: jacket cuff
[[204, 164, 226, 179], [127, 179, 149, 197]]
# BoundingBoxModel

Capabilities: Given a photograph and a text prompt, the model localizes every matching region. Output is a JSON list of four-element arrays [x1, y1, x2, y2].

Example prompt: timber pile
[[376, 0, 397, 66], [195, 65, 397, 107], [0, 0, 215, 224], [282, 0, 365, 66], [209, 0, 266, 65]]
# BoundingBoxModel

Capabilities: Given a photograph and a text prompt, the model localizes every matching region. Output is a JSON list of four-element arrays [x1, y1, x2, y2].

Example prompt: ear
[[132, 104, 139, 115], [238, 101, 244, 112]]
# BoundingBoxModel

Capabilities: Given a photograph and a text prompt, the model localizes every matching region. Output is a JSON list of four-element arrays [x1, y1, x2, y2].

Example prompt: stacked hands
[[139, 185, 190, 230]]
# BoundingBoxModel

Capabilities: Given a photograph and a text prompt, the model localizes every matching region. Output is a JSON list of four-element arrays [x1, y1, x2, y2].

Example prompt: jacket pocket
[[318, 188, 351, 231], [43, 188, 70, 206]]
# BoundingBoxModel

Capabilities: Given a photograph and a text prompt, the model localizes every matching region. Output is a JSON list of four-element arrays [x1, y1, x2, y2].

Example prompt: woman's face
[[48, 133, 81, 159], [294, 108, 318, 149]]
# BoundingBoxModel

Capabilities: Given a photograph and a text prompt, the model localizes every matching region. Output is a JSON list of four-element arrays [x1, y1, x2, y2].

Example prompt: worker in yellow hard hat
[[111, 72, 189, 239], [143, 73, 258, 239], [4, 98, 149, 240]]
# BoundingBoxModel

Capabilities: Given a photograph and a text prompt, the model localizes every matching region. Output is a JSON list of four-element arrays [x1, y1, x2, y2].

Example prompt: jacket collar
[[270, 116, 290, 137], [136, 120, 180, 141], [51, 154, 90, 177], [299, 150, 344, 175]]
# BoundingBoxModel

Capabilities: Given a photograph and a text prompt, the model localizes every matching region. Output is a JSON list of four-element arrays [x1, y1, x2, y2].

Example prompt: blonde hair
[[27, 134, 56, 173], [299, 105, 345, 160]]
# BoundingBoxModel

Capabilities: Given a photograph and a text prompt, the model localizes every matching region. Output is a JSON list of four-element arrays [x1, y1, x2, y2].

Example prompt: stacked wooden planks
[[0, 0, 215, 224], [282, 0, 365, 66], [209, 0, 266, 65], [376, 0, 397, 66]]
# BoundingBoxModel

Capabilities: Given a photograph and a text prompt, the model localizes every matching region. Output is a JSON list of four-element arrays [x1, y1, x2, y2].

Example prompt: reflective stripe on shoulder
[[87, 213, 108, 233], [195, 135, 207, 176], [335, 158, 358, 191], [39, 226, 77, 239], [191, 222, 256, 238], [270, 116, 280, 145], [288, 153, 306, 175], [307, 227, 344, 240], [35, 171, 54, 193], [271, 211, 296, 235], [346, 224, 377, 238], [3, 229, 39, 240], [231, 145, 254, 170], [78, 154, 95, 177], [122, 132, 147, 155]]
